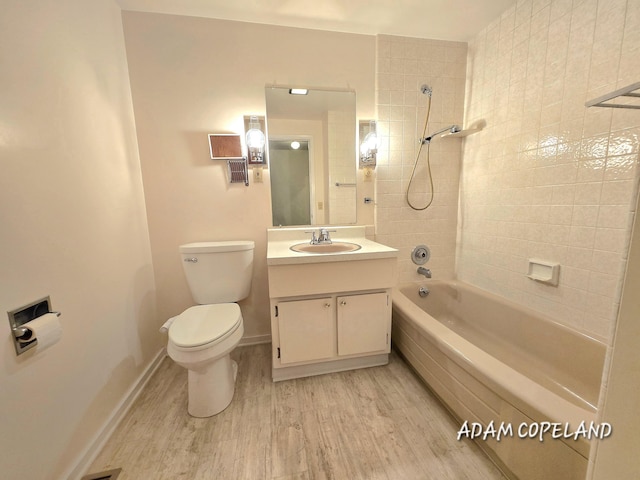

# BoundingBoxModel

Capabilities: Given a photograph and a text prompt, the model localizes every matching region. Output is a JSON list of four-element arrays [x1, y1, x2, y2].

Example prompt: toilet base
[[187, 354, 238, 417]]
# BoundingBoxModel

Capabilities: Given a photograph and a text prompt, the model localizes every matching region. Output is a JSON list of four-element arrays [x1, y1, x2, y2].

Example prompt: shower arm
[[421, 125, 460, 144]]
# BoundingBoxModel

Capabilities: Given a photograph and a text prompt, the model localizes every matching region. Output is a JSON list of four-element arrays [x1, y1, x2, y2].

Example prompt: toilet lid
[[169, 304, 242, 348]]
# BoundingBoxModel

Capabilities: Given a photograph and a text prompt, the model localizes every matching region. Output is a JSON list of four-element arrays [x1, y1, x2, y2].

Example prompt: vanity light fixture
[[289, 88, 308, 95], [244, 115, 266, 164], [290, 141, 301, 150], [359, 120, 378, 168]]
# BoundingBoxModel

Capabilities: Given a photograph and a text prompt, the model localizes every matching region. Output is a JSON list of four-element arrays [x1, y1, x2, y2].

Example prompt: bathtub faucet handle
[[417, 267, 432, 278]]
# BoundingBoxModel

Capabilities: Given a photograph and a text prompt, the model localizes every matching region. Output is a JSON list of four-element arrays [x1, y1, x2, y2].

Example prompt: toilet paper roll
[[26, 313, 62, 351], [160, 315, 177, 333]]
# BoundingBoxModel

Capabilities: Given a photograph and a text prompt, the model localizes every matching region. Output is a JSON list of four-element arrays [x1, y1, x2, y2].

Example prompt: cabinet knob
[[324, 303, 331, 308], [340, 300, 347, 306]]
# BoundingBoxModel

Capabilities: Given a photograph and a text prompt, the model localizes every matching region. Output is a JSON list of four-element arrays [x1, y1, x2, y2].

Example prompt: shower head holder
[[420, 84, 433, 97], [421, 125, 461, 144]]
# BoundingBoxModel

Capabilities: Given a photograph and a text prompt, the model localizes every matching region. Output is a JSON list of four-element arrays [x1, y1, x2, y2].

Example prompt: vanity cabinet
[[266, 226, 399, 381], [276, 291, 390, 366], [267, 259, 397, 381]]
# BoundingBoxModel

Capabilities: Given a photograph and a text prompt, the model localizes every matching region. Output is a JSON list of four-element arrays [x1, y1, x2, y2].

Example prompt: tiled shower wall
[[374, 35, 467, 281], [458, 0, 640, 339]]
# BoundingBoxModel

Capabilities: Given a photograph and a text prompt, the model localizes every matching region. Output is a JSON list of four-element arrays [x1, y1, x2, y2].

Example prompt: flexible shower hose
[[406, 94, 435, 211]]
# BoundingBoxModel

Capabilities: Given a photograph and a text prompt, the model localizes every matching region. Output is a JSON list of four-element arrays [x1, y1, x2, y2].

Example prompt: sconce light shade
[[245, 115, 266, 164], [359, 120, 378, 168]]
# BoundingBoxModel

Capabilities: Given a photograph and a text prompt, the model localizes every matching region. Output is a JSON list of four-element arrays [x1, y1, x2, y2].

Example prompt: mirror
[[265, 86, 357, 226]]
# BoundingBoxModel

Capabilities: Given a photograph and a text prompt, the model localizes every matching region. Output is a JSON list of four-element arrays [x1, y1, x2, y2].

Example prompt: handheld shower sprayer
[[407, 83, 461, 211], [421, 125, 461, 145]]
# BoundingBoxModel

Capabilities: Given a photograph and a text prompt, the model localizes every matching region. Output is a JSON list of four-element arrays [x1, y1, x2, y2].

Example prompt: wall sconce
[[244, 115, 267, 164], [359, 120, 378, 168]]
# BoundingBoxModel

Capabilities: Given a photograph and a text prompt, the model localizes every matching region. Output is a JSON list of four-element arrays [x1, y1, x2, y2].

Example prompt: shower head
[[421, 125, 461, 144]]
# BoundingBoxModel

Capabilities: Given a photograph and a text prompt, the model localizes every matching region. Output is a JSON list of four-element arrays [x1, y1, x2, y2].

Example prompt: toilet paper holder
[[12, 312, 60, 342], [7, 296, 61, 356]]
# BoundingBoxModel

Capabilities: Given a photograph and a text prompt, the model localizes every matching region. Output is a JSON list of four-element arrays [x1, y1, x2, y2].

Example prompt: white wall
[[0, 1, 159, 479], [458, 0, 640, 340], [121, 12, 376, 340]]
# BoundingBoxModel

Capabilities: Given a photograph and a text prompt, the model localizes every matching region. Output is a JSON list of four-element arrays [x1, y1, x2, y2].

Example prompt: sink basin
[[290, 241, 362, 254]]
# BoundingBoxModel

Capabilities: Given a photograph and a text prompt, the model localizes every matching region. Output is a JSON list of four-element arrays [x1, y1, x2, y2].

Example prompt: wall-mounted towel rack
[[585, 82, 640, 109]]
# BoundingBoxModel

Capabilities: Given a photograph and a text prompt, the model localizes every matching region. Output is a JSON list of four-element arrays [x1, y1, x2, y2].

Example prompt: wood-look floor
[[89, 344, 506, 480]]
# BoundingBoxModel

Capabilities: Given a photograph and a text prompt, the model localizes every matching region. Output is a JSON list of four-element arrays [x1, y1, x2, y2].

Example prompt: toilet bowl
[[163, 240, 254, 418], [167, 304, 244, 417]]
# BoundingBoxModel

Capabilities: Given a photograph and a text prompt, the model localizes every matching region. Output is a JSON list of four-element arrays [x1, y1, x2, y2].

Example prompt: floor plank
[[88, 344, 506, 480]]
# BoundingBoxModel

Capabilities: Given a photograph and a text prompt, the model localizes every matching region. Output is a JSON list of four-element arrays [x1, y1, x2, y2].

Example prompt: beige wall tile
[[459, 0, 640, 339], [375, 36, 467, 283]]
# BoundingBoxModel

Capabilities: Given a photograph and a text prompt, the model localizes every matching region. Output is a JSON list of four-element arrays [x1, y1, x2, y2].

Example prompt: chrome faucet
[[318, 228, 334, 244], [417, 267, 432, 278]]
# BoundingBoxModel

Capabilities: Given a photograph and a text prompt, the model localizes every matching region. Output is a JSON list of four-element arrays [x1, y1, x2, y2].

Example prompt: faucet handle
[[304, 230, 319, 244]]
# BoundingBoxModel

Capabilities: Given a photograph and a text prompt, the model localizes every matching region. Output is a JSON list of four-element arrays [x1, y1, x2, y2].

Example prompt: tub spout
[[417, 267, 432, 278]]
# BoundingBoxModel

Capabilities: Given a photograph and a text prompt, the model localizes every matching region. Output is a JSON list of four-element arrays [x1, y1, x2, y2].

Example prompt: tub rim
[[398, 279, 606, 345]]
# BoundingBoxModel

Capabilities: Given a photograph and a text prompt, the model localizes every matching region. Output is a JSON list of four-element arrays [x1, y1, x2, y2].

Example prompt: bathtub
[[392, 280, 606, 480]]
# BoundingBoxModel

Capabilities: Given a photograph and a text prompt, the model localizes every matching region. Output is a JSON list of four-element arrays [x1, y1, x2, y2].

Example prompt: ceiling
[[114, 0, 517, 42]]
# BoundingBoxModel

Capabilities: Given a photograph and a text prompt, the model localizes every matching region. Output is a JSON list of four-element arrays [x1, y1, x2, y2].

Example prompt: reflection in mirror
[[265, 86, 357, 226], [270, 138, 312, 226]]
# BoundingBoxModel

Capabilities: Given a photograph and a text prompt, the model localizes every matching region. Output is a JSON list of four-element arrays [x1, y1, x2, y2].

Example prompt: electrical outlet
[[253, 167, 263, 183]]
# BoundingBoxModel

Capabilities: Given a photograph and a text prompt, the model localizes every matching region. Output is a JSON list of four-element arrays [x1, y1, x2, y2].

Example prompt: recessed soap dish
[[527, 259, 560, 286]]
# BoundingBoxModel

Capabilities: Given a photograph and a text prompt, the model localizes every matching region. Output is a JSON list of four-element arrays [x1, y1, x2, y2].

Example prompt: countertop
[[267, 226, 399, 266]]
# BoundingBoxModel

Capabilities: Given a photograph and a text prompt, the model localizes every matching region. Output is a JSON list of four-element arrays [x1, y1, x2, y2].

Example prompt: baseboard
[[272, 353, 389, 382], [61, 348, 167, 480], [239, 333, 271, 346]]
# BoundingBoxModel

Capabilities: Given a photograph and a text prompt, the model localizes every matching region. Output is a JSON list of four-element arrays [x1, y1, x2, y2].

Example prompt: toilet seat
[[169, 304, 242, 348]]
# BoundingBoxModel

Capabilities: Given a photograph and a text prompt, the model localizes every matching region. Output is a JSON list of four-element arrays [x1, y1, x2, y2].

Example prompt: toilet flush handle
[[184, 257, 198, 263]]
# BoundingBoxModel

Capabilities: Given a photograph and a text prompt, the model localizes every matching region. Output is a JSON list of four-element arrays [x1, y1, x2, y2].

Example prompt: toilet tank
[[179, 241, 254, 304]]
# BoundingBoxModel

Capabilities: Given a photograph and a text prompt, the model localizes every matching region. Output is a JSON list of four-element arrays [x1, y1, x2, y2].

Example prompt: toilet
[[166, 240, 254, 417]]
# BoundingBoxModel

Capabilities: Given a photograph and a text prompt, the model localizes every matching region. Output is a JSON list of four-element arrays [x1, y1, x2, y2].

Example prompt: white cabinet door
[[337, 292, 390, 356], [277, 297, 335, 364]]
